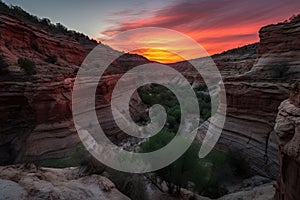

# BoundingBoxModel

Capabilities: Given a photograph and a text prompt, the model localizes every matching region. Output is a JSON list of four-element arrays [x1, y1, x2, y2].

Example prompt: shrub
[[31, 41, 42, 53], [195, 83, 208, 91], [0, 55, 9, 74], [140, 130, 209, 196], [35, 144, 87, 168], [138, 83, 213, 128], [270, 62, 290, 78], [45, 55, 57, 64], [227, 149, 250, 177], [18, 58, 36, 75]]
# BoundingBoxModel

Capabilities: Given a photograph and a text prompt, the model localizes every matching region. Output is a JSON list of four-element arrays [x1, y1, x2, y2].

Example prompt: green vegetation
[[31, 41, 42, 53], [18, 58, 36, 75], [270, 62, 290, 78], [136, 84, 248, 197], [140, 129, 209, 195], [0, 54, 9, 74], [45, 55, 57, 64], [137, 83, 212, 132], [140, 129, 251, 198], [35, 144, 87, 168]]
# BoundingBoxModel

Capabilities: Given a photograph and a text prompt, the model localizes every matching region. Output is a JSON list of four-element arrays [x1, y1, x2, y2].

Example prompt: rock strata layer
[[200, 15, 300, 179]]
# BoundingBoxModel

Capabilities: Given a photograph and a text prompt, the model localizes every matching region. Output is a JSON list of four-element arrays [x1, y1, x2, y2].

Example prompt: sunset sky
[[3, 0, 300, 63]]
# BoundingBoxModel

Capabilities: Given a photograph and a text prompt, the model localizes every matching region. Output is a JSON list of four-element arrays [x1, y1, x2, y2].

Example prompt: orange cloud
[[101, 0, 300, 63]]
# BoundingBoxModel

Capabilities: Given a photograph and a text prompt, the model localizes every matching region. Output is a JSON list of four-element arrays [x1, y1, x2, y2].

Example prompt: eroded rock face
[[0, 77, 76, 164], [0, 164, 129, 200], [204, 15, 300, 179], [152, 182, 275, 200], [0, 14, 150, 164], [169, 43, 258, 85], [216, 78, 291, 178], [251, 15, 300, 79], [274, 82, 300, 200], [0, 73, 148, 164], [0, 14, 96, 67], [218, 183, 275, 200]]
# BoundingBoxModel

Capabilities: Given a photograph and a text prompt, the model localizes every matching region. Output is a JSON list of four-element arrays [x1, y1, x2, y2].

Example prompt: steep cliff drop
[[274, 81, 300, 200], [198, 15, 300, 179]]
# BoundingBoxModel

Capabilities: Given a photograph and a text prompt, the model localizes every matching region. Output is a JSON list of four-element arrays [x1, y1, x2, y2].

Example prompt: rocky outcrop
[[0, 164, 129, 200], [0, 72, 148, 164], [0, 13, 150, 165], [212, 43, 258, 76], [0, 164, 276, 200], [214, 78, 291, 178], [217, 183, 275, 200], [274, 82, 300, 200], [0, 76, 76, 164], [0, 14, 96, 67], [253, 15, 300, 79], [203, 15, 300, 179], [151, 182, 275, 200], [169, 43, 258, 85]]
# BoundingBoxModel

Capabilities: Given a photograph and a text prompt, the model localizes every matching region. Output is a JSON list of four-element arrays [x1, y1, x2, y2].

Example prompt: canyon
[[0, 4, 300, 200], [0, 12, 258, 166], [198, 15, 300, 179]]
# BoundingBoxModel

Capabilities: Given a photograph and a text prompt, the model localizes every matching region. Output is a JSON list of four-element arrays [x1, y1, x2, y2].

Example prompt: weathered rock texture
[[253, 15, 300, 79], [0, 164, 129, 200], [169, 43, 258, 85], [216, 78, 291, 178], [0, 14, 96, 67], [0, 14, 149, 165], [200, 15, 300, 179], [217, 183, 275, 200], [274, 81, 300, 200], [0, 10, 258, 166], [152, 182, 275, 200]]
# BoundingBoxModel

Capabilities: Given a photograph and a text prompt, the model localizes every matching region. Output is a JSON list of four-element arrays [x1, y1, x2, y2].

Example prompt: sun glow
[[130, 48, 185, 63], [103, 29, 209, 64]]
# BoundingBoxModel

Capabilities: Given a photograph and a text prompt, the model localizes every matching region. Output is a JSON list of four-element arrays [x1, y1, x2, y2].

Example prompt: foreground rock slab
[[0, 164, 129, 200], [217, 183, 275, 200]]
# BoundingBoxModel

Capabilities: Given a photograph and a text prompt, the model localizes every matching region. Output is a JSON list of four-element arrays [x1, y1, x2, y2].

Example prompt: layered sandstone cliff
[[202, 15, 300, 179], [0, 13, 149, 165], [0, 14, 96, 70]]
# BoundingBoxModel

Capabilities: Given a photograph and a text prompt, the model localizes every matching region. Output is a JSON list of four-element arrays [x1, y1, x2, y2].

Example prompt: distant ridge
[[0, 1, 97, 45]]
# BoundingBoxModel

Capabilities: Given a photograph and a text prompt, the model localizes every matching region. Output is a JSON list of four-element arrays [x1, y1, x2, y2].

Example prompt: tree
[[0, 54, 9, 75], [270, 62, 290, 78], [45, 55, 57, 64], [140, 129, 208, 196], [18, 58, 36, 75], [40, 18, 51, 26], [56, 23, 67, 32]]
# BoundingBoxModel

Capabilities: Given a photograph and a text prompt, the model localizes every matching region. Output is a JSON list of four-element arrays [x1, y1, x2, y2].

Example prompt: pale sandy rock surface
[[217, 183, 275, 200], [0, 164, 129, 200]]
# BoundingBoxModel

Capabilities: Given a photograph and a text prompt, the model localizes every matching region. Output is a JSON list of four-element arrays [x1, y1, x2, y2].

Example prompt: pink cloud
[[100, 0, 300, 61]]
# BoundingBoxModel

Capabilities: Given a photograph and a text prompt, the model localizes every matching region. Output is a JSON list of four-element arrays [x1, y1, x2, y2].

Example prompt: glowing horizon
[[99, 0, 300, 63], [4, 0, 300, 63]]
